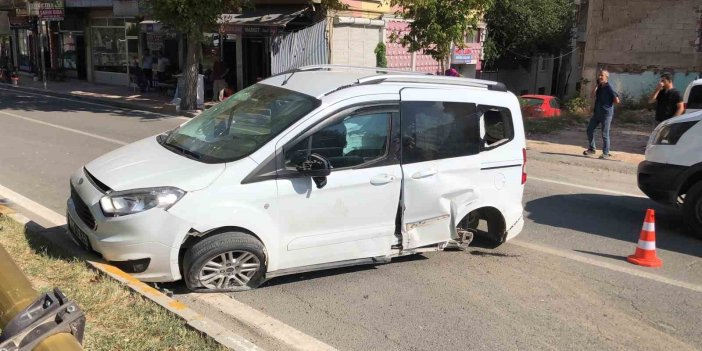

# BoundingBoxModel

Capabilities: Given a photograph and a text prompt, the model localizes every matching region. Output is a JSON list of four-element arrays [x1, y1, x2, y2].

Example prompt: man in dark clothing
[[649, 73, 684, 123], [584, 69, 620, 159]]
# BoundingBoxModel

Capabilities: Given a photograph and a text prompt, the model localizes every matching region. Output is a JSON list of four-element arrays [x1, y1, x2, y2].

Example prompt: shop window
[[17, 30, 31, 71], [92, 26, 127, 73], [60, 33, 77, 70], [401, 101, 480, 163]]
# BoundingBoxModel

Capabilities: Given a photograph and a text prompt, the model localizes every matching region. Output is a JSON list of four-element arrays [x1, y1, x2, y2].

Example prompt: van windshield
[[160, 84, 320, 163]]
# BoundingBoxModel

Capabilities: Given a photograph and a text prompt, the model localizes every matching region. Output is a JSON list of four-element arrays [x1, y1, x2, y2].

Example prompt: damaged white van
[[67, 66, 526, 292]]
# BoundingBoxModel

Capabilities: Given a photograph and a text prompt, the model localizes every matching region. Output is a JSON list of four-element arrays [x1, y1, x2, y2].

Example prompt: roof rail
[[356, 74, 508, 92], [296, 64, 429, 76]]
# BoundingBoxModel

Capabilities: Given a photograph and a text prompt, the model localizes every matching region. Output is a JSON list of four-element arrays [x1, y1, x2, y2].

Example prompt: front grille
[[71, 183, 96, 230]]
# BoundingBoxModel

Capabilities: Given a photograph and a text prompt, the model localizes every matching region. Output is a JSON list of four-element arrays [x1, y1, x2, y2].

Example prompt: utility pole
[[40, 19, 47, 89]]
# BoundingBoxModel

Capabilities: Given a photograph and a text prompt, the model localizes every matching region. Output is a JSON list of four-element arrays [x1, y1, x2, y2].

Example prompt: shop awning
[[218, 5, 309, 27]]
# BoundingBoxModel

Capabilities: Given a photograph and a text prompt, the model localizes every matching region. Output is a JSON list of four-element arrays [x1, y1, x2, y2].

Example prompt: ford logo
[[78, 178, 84, 185]]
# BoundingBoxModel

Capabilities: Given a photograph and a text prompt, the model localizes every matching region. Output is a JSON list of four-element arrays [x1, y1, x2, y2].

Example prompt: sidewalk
[[1, 78, 213, 117]]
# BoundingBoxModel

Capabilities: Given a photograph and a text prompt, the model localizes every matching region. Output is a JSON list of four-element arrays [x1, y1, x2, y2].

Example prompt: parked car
[[519, 94, 562, 118], [683, 78, 702, 114], [67, 65, 527, 292], [638, 110, 702, 237]]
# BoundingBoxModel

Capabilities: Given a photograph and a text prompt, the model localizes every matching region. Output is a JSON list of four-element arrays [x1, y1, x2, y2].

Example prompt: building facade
[[580, 0, 701, 99]]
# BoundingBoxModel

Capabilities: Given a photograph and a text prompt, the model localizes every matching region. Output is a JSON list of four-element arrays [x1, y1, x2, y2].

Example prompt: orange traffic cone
[[627, 209, 663, 268]]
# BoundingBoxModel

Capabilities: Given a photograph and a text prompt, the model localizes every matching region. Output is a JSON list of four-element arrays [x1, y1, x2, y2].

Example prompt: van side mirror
[[296, 153, 331, 188]]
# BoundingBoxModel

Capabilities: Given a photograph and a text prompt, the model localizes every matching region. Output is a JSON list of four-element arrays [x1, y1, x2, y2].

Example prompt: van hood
[[85, 136, 225, 192]]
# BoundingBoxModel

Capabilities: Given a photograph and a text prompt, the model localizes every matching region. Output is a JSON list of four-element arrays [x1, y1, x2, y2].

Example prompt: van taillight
[[522, 148, 527, 184]]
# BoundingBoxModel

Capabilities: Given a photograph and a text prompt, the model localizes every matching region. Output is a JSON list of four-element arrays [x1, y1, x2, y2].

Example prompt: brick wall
[[582, 0, 701, 95]]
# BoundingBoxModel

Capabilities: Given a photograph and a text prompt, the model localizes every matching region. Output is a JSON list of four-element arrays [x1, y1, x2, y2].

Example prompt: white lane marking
[[510, 240, 702, 294], [0, 184, 335, 351], [0, 110, 128, 145], [191, 294, 339, 351], [0, 86, 190, 121], [530, 176, 647, 198]]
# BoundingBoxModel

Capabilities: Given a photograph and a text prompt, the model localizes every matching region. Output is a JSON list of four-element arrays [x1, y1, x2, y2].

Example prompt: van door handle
[[370, 174, 396, 185], [411, 168, 437, 179]]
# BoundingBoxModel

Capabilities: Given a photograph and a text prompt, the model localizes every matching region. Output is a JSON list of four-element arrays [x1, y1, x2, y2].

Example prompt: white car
[[639, 110, 702, 237], [67, 65, 527, 292], [683, 78, 702, 114]]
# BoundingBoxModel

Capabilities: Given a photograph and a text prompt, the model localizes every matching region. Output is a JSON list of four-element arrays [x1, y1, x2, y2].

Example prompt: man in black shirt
[[650, 73, 684, 123]]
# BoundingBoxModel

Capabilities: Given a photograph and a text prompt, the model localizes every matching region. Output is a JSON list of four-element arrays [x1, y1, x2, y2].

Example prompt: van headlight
[[99, 187, 185, 217], [652, 121, 697, 145]]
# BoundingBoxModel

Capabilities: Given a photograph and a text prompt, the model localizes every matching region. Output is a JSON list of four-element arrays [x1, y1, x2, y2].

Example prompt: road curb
[[0, 205, 263, 351], [0, 83, 201, 118]]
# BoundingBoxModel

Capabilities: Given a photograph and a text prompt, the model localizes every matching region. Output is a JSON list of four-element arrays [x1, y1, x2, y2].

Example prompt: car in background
[[683, 78, 702, 114], [519, 95, 562, 118]]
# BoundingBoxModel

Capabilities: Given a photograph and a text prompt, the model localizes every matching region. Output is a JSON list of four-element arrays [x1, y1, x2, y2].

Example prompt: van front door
[[275, 106, 402, 270], [399, 89, 482, 250]]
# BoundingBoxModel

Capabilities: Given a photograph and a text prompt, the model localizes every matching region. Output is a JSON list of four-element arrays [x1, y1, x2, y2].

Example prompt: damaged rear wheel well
[[460, 207, 506, 243]]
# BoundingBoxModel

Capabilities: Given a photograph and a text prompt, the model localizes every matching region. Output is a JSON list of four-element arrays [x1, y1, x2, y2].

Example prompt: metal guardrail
[[0, 244, 84, 351]]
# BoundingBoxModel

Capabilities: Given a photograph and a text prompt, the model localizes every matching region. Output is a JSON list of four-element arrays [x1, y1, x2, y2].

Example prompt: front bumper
[[67, 174, 192, 282], [637, 161, 688, 205]]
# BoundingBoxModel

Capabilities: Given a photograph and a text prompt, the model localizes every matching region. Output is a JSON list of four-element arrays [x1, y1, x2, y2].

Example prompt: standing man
[[583, 69, 620, 159], [649, 73, 684, 124], [142, 51, 154, 89], [211, 57, 229, 102], [156, 52, 170, 82]]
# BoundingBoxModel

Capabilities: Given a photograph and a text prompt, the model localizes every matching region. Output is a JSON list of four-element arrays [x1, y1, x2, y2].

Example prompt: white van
[[683, 78, 702, 114], [67, 66, 526, 292], [638, 110, 702, 237]]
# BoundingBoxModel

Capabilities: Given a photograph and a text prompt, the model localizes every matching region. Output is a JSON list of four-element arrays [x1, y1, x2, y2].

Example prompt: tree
[[146, 0, 250, 111], [388, 0, 494, 71], [483, 0, 575, 64]]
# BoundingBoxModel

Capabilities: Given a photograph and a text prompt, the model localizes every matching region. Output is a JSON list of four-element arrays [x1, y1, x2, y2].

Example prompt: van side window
[[284, 112, 391, 169], [480, 106, 514, 149], [688, 86, 702, 109], [401, 101, 480, 163]]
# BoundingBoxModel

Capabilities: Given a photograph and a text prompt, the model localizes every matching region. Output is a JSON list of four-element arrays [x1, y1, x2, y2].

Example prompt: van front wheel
[[684, 182, 702, 238], [183, 232, 267, 292]]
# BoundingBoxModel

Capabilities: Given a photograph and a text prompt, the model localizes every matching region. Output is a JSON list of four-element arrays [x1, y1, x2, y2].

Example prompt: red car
[[520, 95, 562, 118]]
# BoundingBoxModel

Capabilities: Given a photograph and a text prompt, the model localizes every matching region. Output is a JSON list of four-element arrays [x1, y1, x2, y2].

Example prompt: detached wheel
[[183, 232, 266, 292], [683, 182, 702, 238]]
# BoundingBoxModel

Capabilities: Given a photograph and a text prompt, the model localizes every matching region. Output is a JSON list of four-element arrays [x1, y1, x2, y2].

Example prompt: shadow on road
[[0, 89, 177, 122], [526, 193, 702, 257]]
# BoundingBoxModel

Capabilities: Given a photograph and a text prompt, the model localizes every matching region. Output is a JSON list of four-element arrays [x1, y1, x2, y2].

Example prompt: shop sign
[[452, 47, 477, 65], [146, 32, 164, 51], [14, 8, 28, 17], [221, 24, 278, 35], [38, 0, 65, 21], [9, 15, 31, 29]]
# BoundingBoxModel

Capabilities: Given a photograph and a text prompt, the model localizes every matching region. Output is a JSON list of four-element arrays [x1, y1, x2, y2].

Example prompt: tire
[[683, 182, 702, 238], [183, 232, 267, 292]]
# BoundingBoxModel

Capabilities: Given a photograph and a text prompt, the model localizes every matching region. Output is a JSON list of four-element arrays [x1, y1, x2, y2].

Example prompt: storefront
[[219, 5, 313, 90], [9, 14, 36, 73], [89, 15, 138, 85], [58, 9, 87, 79]]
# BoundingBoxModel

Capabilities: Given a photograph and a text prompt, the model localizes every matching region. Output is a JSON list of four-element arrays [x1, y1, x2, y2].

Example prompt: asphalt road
[[1, 87, 700, 350]]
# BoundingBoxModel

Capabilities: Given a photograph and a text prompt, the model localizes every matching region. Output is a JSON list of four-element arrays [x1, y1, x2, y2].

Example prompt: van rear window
[[688, 86, 702, 109]]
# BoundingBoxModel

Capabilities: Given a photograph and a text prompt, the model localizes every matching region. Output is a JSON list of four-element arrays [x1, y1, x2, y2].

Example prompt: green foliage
[[484, 0, 575, 62], [564, 96, 589, 115], [375, 42, 387, 68], [388, 0, 494, 64]]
